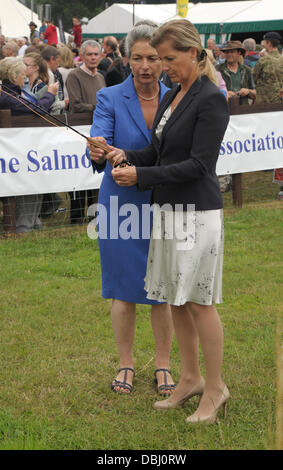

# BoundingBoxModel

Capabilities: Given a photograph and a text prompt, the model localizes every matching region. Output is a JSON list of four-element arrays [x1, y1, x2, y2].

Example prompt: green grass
[[0, 204, 282, 450]]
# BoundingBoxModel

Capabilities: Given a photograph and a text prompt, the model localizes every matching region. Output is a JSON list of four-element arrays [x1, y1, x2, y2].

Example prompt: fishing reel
[[114, 159, 133, 168]]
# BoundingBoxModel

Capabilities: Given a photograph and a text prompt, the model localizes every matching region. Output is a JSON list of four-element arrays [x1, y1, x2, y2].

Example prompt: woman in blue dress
[[87, 23, 175, 394]]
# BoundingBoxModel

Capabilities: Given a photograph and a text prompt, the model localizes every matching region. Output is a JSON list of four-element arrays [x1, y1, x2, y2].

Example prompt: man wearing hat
[[216, 40, 256, 104], [29, 21, 40, 44], [253, 32, 283, 104]]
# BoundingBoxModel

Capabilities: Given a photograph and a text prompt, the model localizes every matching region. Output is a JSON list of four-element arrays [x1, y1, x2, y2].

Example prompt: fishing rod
[[0, 83, 133, 167], [0, 83, 110, 153]]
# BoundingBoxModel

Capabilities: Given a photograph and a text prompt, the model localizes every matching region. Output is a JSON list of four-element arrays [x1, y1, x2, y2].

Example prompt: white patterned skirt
[[144, 206, 224, 306]]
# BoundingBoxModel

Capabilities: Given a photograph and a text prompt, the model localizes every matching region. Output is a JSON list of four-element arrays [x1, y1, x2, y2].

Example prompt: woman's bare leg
[[163, 303, 202, 402], [151, 303, 175, 392], [187, 302, 226, 417], [111, 299, 136, 393]]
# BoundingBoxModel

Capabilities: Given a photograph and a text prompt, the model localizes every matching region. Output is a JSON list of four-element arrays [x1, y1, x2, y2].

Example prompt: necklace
[[136, 88, 159, 101]]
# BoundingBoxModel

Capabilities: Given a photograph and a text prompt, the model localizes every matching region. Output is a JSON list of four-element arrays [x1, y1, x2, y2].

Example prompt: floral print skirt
[[144, 206, 224, 306]]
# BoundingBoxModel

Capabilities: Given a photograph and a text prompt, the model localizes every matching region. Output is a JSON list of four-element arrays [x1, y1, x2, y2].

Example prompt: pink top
[[217, 71, 227, 95]]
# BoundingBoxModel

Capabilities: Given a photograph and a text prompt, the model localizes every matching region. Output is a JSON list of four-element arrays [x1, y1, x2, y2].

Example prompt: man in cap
[[29, 21, 40, 43], [253, 32, 283, 104], [216, 40, 256, 104]]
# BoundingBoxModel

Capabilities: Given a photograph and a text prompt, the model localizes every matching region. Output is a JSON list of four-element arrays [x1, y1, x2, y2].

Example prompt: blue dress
[[90, 75, 169, 303]]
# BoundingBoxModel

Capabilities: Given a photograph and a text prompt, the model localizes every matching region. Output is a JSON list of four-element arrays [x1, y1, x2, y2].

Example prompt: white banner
[[1, 112, 283, 197], [216, 111, 283, 175], [0, 125, 102, 197]]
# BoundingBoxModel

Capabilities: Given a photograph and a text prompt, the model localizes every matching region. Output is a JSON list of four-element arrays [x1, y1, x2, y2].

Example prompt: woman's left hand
[[111, 166, 138, 186]]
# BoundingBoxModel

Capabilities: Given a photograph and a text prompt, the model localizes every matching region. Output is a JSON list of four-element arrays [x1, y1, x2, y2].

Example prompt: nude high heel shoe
[[153, 377, 205, 410], [185, 385, 230, 424]]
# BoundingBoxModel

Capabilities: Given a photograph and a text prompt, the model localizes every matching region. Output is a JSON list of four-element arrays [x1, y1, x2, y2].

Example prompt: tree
[[33, 0, 105, 32]]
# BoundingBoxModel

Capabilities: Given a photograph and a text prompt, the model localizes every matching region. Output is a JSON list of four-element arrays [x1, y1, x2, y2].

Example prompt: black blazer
[[126, 75, 230, 211]]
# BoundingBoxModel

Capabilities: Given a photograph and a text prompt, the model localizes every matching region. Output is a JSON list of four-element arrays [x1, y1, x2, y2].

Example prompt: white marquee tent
[[82, 3, 181, 39], [0, 0, 40, 39], [0, 0, 70, 42], [83, 1, 283, 44]]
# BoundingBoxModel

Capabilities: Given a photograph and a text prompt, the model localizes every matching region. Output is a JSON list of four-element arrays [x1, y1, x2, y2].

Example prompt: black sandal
[[111, 367, 135, 394], [154, 368, 176, 395]]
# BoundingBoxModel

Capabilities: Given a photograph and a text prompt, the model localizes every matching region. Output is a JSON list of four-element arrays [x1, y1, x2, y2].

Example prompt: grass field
[[0, 199, 282, 450]]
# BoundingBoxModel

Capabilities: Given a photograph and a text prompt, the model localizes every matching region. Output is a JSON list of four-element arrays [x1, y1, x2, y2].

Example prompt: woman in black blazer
[[95, 20, 230, 424]]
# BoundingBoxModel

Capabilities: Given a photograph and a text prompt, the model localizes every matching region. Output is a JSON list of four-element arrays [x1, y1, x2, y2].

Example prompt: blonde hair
[[25, 52, 49, 84], [205, 48, 215, 64], [0, 57, 25, 83], [59, 46, 75, 69], [151, 19, 218, 86]]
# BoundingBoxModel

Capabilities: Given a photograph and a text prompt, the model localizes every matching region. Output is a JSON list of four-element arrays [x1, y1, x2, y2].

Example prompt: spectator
[[66, 40, 105, 113], [205, 49, 227, 98], [2, 41, 19, 58], [29, 21, 40, 44], [58, 46, 75, 100], [0, 34, 6, 59], [216, 40, 256, 104], [71, 47, 81, 66], [66, 40, 105, 224], [105, 37, 130, 87], [205, 48, 230, 193], [214, 44, 226, 65], [40, 45, 66, 219], [207, 37, 217, 58], [44, 19, 58, 46], [243, 38, 260, 68], [98, 35, 119, 76], [24, 45, 38, 55], [39, 32, 46, 44], [41, 45, 68, 113], [39, 19, 48, 38], [72, 17, 82, 48], [0, 57, 57, 114], [17, 37, 28, 56], [0, 57, 58, 233], [23, 52, 49, 97], [253, 32, 283, 199], [253, 32, 283, 104], [216, 41, 255, 194]]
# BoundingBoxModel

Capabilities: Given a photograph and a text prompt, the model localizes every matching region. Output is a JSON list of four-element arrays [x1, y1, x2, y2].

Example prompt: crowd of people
[[0, 18, 282, 232]]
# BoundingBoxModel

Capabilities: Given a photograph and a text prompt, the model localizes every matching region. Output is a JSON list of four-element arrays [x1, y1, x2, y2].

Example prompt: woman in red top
[[44, 20, 58, 45]]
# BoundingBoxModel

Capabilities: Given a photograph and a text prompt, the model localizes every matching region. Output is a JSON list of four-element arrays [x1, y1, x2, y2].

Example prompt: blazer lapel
[[155, 78, 204, 148], [123, 76, 170, 144]]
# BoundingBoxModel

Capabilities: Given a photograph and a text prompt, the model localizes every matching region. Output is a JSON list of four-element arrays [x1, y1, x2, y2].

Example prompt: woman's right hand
[[48, 82, 59, 96], [87, 136, 107, 165], [105, 147, 126, 167]]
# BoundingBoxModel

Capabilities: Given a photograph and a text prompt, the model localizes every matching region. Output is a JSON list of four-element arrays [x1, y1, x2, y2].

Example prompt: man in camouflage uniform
[[216, 41, 256, 192], [253, 32, 283, 199], [216, 40, 256, 105], [253, 32, 283, 104]]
